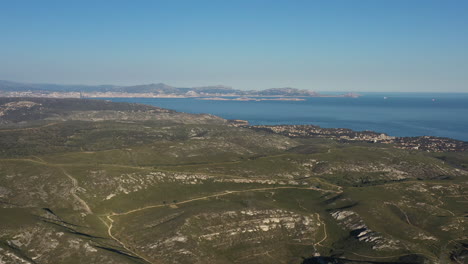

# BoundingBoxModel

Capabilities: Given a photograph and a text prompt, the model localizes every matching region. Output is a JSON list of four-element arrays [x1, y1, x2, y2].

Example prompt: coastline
[[2, 95, 467, 142], [0, 92, 360, 99], [196, 97, 306, 101], [101, 96, 468, 142]]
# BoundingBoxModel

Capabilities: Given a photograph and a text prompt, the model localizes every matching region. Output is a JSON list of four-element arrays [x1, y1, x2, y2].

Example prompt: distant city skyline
[[1, 0, 467, 92]]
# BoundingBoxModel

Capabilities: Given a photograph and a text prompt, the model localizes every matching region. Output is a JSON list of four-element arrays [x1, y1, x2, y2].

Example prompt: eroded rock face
[[85, 171, 312, 202], [0, 101, 41, 124], [0, 228, 121, 264], [0, 101, 40, 116], [138, 209, 320, 263], [331, 210, 401, 251]]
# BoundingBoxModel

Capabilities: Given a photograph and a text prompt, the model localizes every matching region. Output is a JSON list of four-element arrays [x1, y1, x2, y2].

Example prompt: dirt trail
[[103, 215, 154, 264], [1, 157, 92, 214], [60, 167, 93, 214], [314, 213, 328, 246], [112, 186, 333, 217]]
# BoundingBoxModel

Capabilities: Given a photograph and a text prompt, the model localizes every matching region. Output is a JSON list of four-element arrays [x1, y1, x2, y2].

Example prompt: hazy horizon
[[3, 79, 468, 94], [1, 0, 467, 92]]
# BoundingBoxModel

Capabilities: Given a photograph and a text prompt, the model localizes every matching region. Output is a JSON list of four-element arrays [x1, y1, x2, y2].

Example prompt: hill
[[0, 98, 466, 264]]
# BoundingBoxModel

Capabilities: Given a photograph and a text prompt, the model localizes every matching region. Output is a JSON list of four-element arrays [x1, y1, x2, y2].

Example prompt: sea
[[104, 92, 468, 141]]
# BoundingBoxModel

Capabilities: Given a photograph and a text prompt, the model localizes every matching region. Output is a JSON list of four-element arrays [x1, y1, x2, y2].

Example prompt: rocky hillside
[[0, 98, 466, 264], [0, 98, 225, 126]]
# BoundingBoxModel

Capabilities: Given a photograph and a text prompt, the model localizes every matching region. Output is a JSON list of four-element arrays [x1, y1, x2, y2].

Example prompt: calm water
[[105, 93, 468, 141]]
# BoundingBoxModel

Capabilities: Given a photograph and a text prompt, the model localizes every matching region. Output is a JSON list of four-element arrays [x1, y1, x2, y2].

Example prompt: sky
[[1, 0, 467, 92]]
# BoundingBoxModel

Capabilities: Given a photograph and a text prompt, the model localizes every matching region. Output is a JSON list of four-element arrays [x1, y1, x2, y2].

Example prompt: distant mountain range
[[0, 80, 359, 98]]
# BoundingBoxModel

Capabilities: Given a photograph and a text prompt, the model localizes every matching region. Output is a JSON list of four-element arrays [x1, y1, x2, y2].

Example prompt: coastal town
[[249, 124, 468, 152]]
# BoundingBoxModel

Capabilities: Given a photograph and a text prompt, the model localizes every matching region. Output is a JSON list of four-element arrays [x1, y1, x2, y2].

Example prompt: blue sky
[[1, 0, 467, 92]]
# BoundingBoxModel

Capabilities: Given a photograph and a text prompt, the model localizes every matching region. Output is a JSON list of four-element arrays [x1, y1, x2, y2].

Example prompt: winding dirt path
[[102, 215, 154, 264], [60, 167, 93, 214], [111, 186, 331, 217], [2, 157, 92, 214], [314, 213, 328, 247]]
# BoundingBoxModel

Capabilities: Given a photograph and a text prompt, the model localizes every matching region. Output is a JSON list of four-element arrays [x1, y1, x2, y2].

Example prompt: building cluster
[[252, 125, 395, 143], [251, 125, 468, 152], [0, 91, 82, 98], [393, 136, 468, 152]]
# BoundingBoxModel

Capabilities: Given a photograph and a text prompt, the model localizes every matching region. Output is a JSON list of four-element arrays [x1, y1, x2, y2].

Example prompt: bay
[[104, 92, 468, 141]]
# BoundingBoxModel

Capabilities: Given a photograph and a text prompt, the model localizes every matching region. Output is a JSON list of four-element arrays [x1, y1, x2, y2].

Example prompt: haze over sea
[[106, 92, 468, 141]]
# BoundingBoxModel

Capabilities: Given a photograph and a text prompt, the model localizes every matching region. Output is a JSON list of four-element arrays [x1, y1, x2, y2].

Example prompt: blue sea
[[105, 92, 468, 141]]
